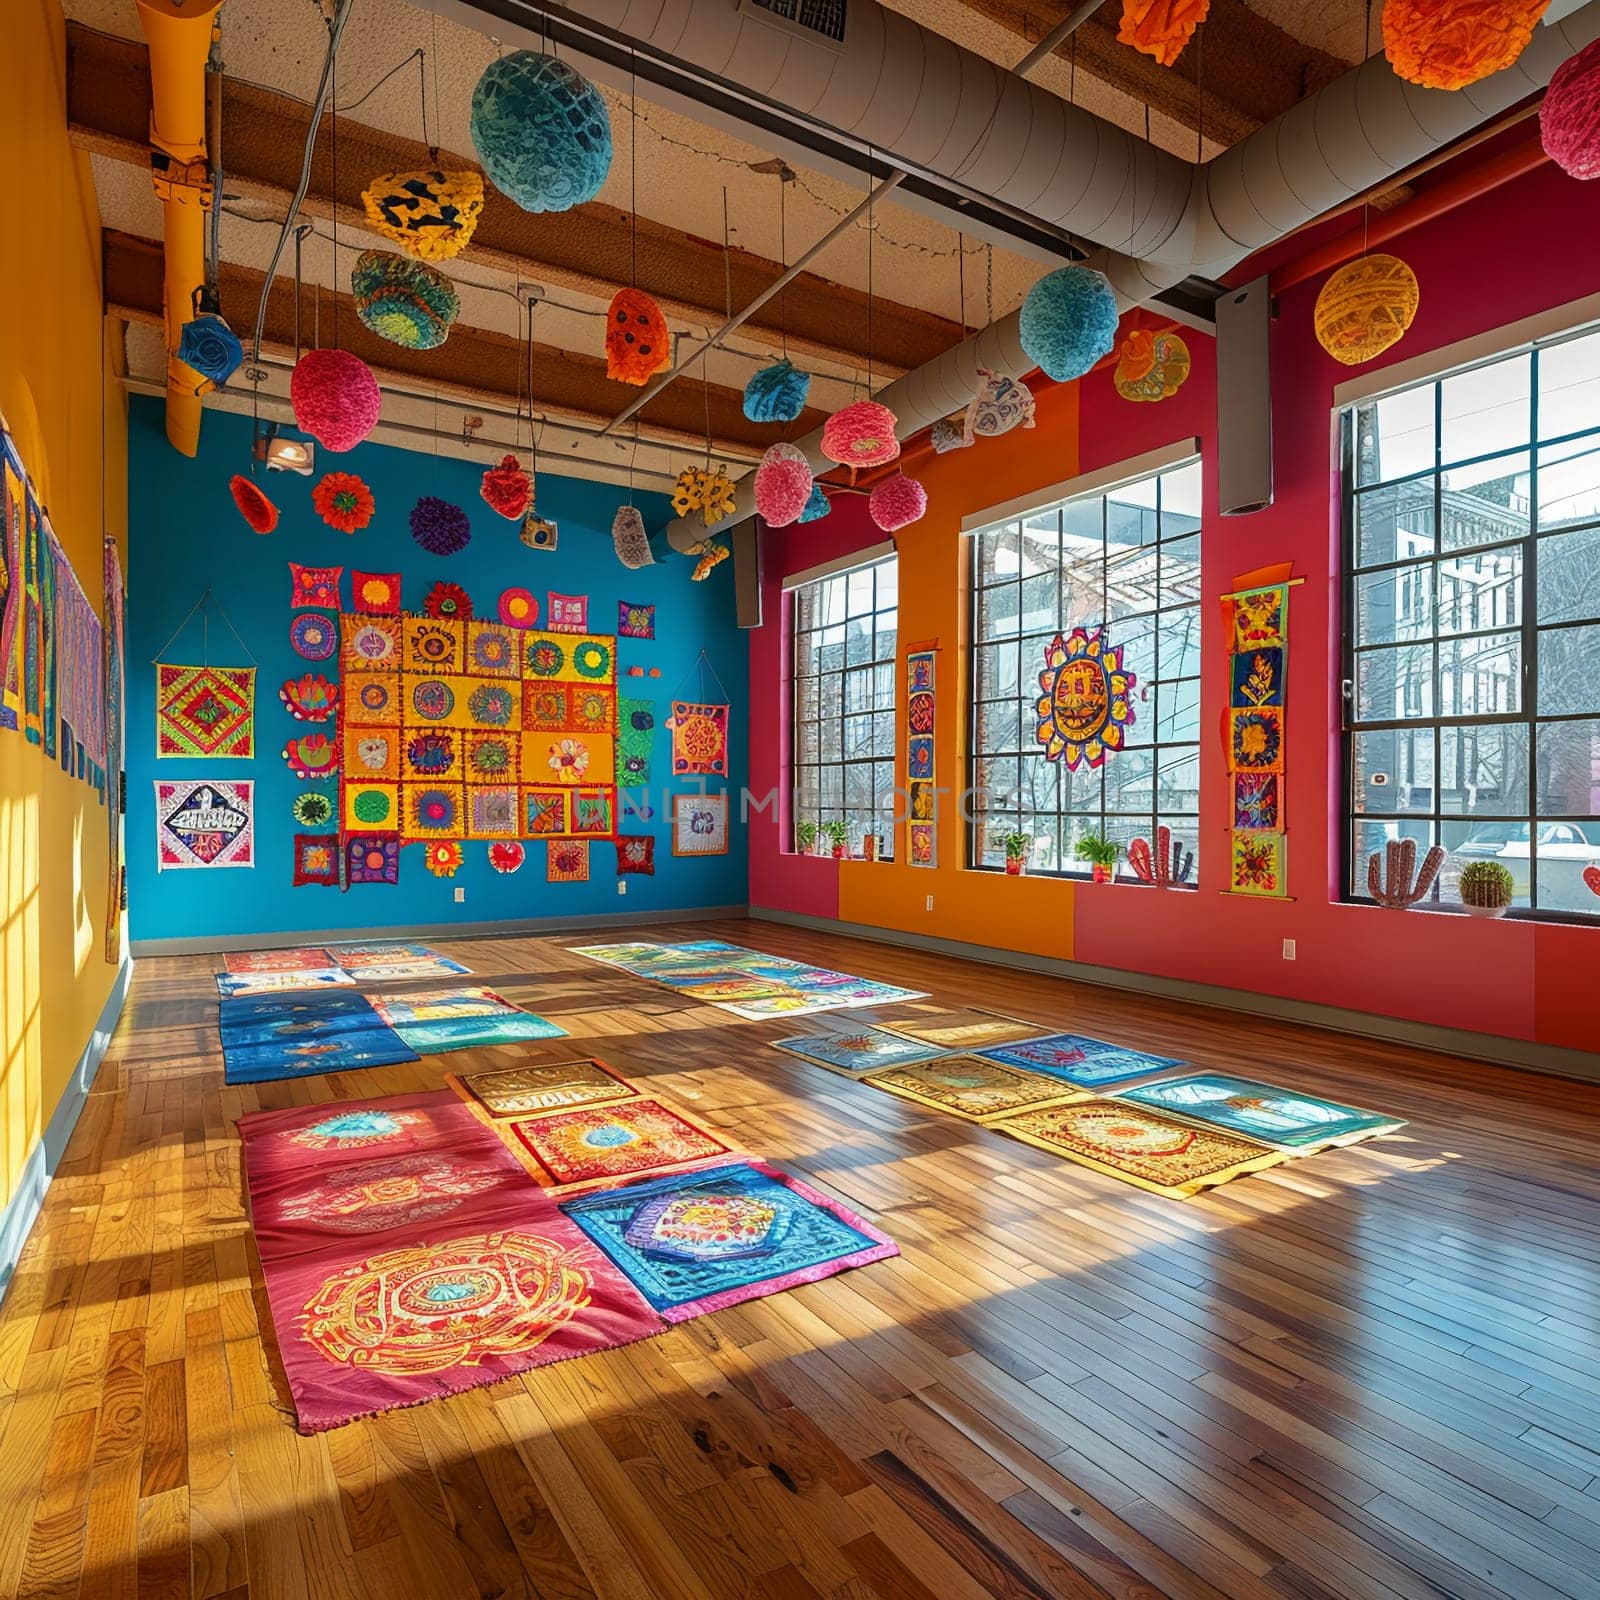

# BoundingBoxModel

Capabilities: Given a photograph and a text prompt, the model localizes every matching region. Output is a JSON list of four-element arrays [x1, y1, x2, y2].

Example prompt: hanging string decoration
[[612, 504, 656, 567], [868, 473, 928, 533], [742, 358, 812, 423], [820, 400, 900, 472], [1020, 266, 1120, 382], [1382, 0, 1551, 90], [671, 465, 738, 526], [312, 471, 376, 532], [178, 313, 243, 387], [797, 483, 832, 523], [753, 442, 814, 527], [687, 539, 730, 581], [229, 474, 278, 534], [963, 369, 1036, 441], [605, 288, 671, 384], [480, 454, 533, 520], [1541, 37, 1600, 180], [1113, 329, 1192, 402], [1117, 0, 1212, 66], [291, 349, 383, 452], [361, 168, 485, 260], [1313, 254, 1420, 366], [470, 51, 613, 213], [350, 250, 459, 350], [410, 495, 472, 554]]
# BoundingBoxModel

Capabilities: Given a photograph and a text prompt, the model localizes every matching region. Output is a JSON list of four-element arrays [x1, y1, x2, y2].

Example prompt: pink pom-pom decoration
[[290, 348, 383, 452], [821, 400, 900, 471], [753, 442, 814, 527], [1542, 38, 1600, 180], [868, 472, 927, 532]]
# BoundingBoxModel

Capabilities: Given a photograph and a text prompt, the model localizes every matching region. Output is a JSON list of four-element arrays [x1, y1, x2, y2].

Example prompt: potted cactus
[[795, 820, 818, 856], [820, 819, 850, 860], [1074, 830, 1122, 884], [998, 828, 1032, 876], [1458, 859, 1514, 919]]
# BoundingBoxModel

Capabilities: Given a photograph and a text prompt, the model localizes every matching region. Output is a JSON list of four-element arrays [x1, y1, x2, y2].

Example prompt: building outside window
[[968, 459, 1202, 876], [1343, 326, 1600, 917], [790, 554, 897, 855]]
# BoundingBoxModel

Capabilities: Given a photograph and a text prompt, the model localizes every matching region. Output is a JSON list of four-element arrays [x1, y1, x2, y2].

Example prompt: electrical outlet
[[617, 880, 627, 895], [925, 895, 934, 911], [454, 887, 465, 903], [1282, 938, 1295, 960]]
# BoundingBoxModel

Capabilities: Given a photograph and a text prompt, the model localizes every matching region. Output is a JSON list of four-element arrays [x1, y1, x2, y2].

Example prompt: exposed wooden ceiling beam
[[102, 230, 820, 457], [66, 21, 965, 381]]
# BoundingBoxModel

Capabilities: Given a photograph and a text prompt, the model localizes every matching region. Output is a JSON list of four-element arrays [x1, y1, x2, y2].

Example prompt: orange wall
[[0, 0, 127, 1216]]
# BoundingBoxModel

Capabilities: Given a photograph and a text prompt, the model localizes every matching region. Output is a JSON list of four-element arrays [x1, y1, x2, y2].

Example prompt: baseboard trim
[[751, 907, 1600, 1084], [0, 956, 132, 1297], [130, 904, 750, 959]]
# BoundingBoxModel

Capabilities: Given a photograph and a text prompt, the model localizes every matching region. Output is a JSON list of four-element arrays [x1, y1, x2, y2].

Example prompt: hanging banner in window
[[906, 649, 936, 868], [1033, 626, 1136, 770]]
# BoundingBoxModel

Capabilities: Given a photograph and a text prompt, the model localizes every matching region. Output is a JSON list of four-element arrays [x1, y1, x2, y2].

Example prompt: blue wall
[[126, 397, 747, 945]]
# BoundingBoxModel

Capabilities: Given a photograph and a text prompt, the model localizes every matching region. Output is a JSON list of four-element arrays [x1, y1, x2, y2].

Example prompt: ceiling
[[65, 0, 1370, 482]]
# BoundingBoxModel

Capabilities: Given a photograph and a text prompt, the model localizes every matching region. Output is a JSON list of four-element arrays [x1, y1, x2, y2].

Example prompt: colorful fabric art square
[[223, 1025, 419, 1085], [467, 785, 519, 837], [507, 1098, 732, 1188], [1227, 707, 1284, 773], [280, 672, 337, 723], [522, 681, 570, 731], [991, 1099, 1287, 1198], [673, 974, 791, 1003], [571, 684, 616, 734], [223, 946, 337, 975], [669, 701, 728, 776], [455, 1057, 637, 1116], [344, 780, 399, 832], [617, 601, 654, 639], [464, 679, 518, 729], [283, 731, 340, 780], [536, 732, 615, 792], [616, 697, 654, 787], [976, 1033, 1181, 1087], [292, 832, 340, 887], [864, 1055, 1084, 1122], [216, 967, 357, 999], [346, 833, 400, 884], [290, 614, 338, 661], [155, 663, 254, 758], [1114, 1074, 1404, 1151], [155, 779, 254, 869], [342, 616, 400, 671], [905, 650, 936, 867], [1033, 626, 1135, 770], [1226, 584, 1287, 652], [770, 1027, 948, 1075], [673, 792, 728, 855], [466, 620, 520, 678], [1229, 830, 1286, 896], [402, 727, 458, 781], [560, 1159, 898, 1323], [817, 979, 928, 1008], [715, 991, 847, 1021], [367, 986, 516, 1026], [882, 1009, 1044, 1051], [1232, 772, 1281, 831], [909, 822, 934, 866], [405, 784, 465, 838], [523, 788, 567, 835], [616, 834, 655, 875], [908, 735, 933, 780], [289, 563, 344, 609], [325, 941, 442, 966], [546, 593, 587, 633], [219, 989, 376, 1027], [394, 1012, 568, 1053], [548, 839, 590, 881], [1223, 576, 1291, 898], [403, 615, 464, 673], [343, 957, 471, 983], [1231, 646, 1284, 708], [344, 673, 399, 727], [351, 571, 401, 615], [219, 1006, 384, 1048], [464, 729, 518, 784]]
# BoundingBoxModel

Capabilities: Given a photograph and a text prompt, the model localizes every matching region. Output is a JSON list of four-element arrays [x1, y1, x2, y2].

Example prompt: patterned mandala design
[[412, 680, 455, 721], [279, 1153, 507, 1233], [468, 683, 515, 726]]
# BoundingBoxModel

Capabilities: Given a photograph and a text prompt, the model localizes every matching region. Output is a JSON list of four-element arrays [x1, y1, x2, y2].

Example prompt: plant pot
[[1004, 857, 1025, 876], [831, 845, 846, 860], [1463, 902, 1508, 919], [1092, 864, 1113, 883]]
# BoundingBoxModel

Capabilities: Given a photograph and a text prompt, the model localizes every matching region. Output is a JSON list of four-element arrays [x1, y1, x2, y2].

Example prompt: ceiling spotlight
[[254, 422, 315, 475]]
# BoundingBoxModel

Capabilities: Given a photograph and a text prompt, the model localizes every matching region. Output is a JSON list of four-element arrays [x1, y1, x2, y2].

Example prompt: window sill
[[1341, 898, 1598, 927]]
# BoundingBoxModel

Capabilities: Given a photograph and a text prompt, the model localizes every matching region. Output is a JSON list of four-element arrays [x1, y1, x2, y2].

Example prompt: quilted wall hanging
[[906, 648, 937, 868], [155, 779, 254, 870], [1033, 626, 1136, 770], [672, 792, 728, 856], [667, 649, 731, 778], [155, 663, 256, 758]]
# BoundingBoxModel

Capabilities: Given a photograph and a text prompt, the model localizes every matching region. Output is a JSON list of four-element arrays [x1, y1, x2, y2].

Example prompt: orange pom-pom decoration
[[820, 400, 900, 472], [1112, 329, 1191, 402], [1117, 0, 1211, 66], [1313, 254, 1420, 367], [1542, 36, 1600, 180], [1382, 0, 1550, 90], [229, 474, 278, 534], [605, 287, 671, 385], [312, 471, 375, 532], [480, 454, 533, 520]]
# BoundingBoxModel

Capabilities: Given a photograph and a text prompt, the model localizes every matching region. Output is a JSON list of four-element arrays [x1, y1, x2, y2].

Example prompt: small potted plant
[[820, 819, 850, 860], [1458, 859, 1514, 919], [999, 828, 1032, 876], [795, 820, 818, 856], [1074, 830, 1122, 884]]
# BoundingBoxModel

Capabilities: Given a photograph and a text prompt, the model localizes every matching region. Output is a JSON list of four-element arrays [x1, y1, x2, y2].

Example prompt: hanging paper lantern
[[1383, 0, 1550, 90], [688, 538, 730, 581], [424, 580, 473, 620], [929, 417, 970, 455], [869, 473, 928, 533], [489, 841, 526, 873], [178, 313, 243, 387], [1541, 37, 1600, 180], [361, 168, 484, 261], [480, 453, 532, 520], [797, 483, 832, 523], [424, 841, 464, 878], [742, 358, 811, 422], [228, 473, 278, 534], [963, 369, 1037, 442], [1112, 329, 1192, 402], [612, 504, 656, 567], [312, 471, 375, 532], [291, 348, 382, 452], [410, 495, 472, 554], [1313, 254, 1420, 366], [1117, 0, 1211, 66], [470, 51, 612, 213], [350, 250, 459, 350], [498, 586, 539, 628], [1020, 266, 1120, 383], [605, 287, 671, 384], [753, 442, 814, 528], [820, 400, 900, 472]]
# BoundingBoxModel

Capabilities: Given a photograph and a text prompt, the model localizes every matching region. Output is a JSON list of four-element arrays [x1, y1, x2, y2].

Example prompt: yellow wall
[[0, 0, 126, 1215]]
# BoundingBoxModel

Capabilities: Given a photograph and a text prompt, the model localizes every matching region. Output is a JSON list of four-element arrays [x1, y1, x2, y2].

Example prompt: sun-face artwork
[[1034, 627, 1136, 770]]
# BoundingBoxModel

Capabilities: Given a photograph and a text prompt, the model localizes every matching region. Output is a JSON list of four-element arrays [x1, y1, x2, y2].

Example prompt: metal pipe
[[1014, 0, 1109, 78]]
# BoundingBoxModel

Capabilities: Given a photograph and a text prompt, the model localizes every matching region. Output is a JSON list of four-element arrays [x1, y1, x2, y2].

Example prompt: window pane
[[1356, 476, 1436, 567], [1351, 819, 1436, 900], [1441, 355, 1529, 467], [1352, 727, 1434, 814], [1536, 717, 1600, 816], [1538, 330, 1600, 441], [1440, 451, 1530, 548], [1435, 544, 1521, 635], [1439, 722, 1528, 815], [1356, 386, 1435, 486], [1356, 562, 1434, 645], [1438, 632, 1520, 717], [976, 641, 1019, 702], [1536, 436, 1600, 531], [1536, 526, 1600, 625], [1539, 624, 1600, 717], [1356, 643, 1433, 721], [1157, 610, 1202, 680], [1535, 834, 1600, 915], [1160, 462, 1203, 534], [1160, 535, 1201, 608], [1442, 819, 1531, 909]]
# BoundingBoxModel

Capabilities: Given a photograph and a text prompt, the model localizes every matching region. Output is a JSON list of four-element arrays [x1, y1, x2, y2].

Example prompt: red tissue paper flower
[[424, 580, 473, 620], [229, 474, 278, 534], [820, 400, 900, 472], [1542, 36, 1600, 181], [312, 471, 375, 532], [290, 348, 383, 452], [480, 453, 533, 520], [868, 472, 927, 532]]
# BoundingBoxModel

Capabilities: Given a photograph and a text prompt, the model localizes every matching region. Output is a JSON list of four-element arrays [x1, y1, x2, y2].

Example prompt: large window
[[790, 555, 897, 854], [1343, 328, 1600, 919], [969, 459, 1202, 875]]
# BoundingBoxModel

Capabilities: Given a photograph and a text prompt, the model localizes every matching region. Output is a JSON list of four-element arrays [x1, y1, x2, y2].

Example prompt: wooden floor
[[3, 919, 1599, 1600]]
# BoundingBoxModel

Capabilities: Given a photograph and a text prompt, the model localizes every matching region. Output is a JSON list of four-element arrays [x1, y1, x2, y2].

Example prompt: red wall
[[749, 157, 1600, 1054]]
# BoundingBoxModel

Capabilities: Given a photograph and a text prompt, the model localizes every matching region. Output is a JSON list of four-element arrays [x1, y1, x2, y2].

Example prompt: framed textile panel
[[155, 779, 254, 869], [505, 1098, 732, 1189], [547, 839, 590, 882], [672, 792, 727, 855], [291, 832, 340, 887], [616, 835, 654, 875], [453, 1056, 638, 1117], [156, 663, 254, 758], [668, 701, 728, 776]]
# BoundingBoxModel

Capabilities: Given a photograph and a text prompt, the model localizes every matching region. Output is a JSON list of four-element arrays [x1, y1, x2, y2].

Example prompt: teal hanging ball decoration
[[797, 483, 832, 523], [470, 51, 612, 213], [350, 251, 460, 350], [742, 357, 811, 423], [1019, 266, 1120, 382]]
